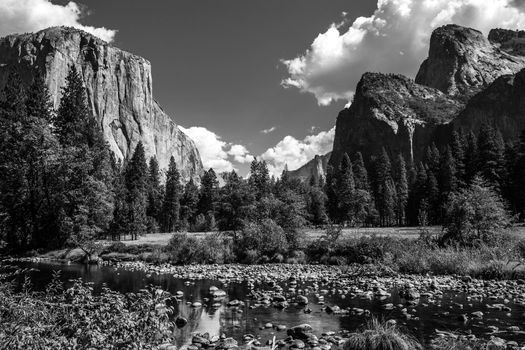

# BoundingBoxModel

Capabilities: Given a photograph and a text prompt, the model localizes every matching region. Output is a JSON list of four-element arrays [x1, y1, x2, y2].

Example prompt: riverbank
[[2, 259, 525, 349]]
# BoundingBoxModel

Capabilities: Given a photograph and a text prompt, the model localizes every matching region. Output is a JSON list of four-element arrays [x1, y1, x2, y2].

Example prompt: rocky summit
[[0, 26, 203, 182], [415, 25, 525, 97], [289, 152, 331, 183], [329, 24, 525, 170]]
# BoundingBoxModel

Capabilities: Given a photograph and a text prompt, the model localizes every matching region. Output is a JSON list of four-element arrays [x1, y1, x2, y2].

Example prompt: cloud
[[261, 127, 335, 177], [180, 126, 254, 173], [228, 144, 255, 164], [261, 126, 277, 134], [282, 0, 525, 106], [0, 0, 116, 42]]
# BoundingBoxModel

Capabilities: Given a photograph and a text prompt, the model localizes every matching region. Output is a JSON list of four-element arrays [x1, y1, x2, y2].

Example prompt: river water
[[4, 260, 525, 347]]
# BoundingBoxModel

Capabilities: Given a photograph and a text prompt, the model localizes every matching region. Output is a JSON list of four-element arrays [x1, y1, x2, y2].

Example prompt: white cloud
[[261, 127, 335, 177], [282, 0, 525, 106], [261, 126, 277, 134], [0, 0, 116, 42], [180, 126, 254, 173], [228, 144, 255, 164]]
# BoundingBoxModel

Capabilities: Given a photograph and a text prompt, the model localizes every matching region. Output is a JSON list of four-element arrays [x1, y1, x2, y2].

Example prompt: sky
[[2, 0, 525, 176]]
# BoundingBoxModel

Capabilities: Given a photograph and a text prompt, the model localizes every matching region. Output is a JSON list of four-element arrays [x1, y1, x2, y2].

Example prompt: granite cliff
[[415, 25, 525, 97], [288, 152, 331, 183], [0, 26, 203, 182], [329, 25, 525, 170], [330, 73, 463, 168]]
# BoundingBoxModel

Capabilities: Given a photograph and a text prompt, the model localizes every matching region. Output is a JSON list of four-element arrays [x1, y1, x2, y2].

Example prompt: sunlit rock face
[[0, 26, 203, 182], [330, 72, 463, 168], [288, 152, 331, 183], [415, 25, 525, 98]]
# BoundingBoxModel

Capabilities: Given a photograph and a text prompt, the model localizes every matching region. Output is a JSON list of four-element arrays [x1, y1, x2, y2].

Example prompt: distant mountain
[[288, 152, 331, 183], [0, 26, 203, 182], [329, 24, 525, 169]]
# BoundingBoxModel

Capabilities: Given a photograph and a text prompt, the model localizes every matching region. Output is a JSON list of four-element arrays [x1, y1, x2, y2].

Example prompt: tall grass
[[344, 319, 422, 350]]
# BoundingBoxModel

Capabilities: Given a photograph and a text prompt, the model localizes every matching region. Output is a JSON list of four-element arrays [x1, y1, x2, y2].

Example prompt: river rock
[[217, 338, 238, 350], [287, 324, 313, 340], [296, 295, 308, 305], [175, 316, 188, 328], [487, 337, 506, 350]]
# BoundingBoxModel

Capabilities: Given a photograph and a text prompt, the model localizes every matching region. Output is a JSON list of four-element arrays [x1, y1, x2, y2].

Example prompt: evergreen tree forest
[[3, 65, 525, 255]]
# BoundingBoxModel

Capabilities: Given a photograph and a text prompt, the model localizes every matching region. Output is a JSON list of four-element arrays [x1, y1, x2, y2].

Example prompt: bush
[[196, 233, 235, 264], [165, 233, 201, 264], [344, 319, 421, 350], [442, 177, 511, 246], [0, 273, 174, 349], [164, 233, 235, 264], [235, 219, 288, 262]]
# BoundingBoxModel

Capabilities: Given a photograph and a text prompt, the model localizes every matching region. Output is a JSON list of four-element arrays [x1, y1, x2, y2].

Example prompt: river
[[4, 260, 525, 347]]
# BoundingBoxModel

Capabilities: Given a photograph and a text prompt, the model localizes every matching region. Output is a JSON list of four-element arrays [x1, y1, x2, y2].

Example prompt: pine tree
[[0, 68, 30, 250], [450, 129, 466, 186], [407, 163, 428, 226], [180, 178, 199, 230], [146, 157, 162, 232], [249, 158, 271, 200], [307, 180, 328, 226], [464, 130, 478, 184], [394, 154, 408, 226], [353, 152, 370, 191], [125, 142, 148, 239], [54, 65, 90, 146], [324, 165, 339, 223], [52, 65, 114, 250], [198, 168, 219, 226], [439, 147, 458, 198], [109, 160, 128, 241], [383, 177, 397, 226], [161, 156, 182, 232], [426, 169, 440, 224], [372, 148, 394, 226], [217, 170, 255, 231], [511, 131, 525, 218], [425, 143, 440, 177], [336, 153, 355, 224], [478, 124, 505, 188]]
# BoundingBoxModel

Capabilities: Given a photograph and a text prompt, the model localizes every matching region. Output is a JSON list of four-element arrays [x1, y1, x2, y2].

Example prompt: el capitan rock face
[[0, 26, 203, 182], [415, 25, 525, 97], [330, 72, 463, 168]]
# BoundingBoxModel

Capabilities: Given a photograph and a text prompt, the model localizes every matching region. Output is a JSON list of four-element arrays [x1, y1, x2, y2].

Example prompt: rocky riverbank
[[4, 258, 525, 348]]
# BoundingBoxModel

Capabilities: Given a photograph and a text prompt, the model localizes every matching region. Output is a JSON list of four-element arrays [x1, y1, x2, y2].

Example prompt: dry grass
[[100, 226, 444, 247], [344, 319, 422, 350]]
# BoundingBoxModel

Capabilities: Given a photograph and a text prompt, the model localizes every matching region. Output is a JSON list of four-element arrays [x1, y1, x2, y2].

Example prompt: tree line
[[2, 64, 525, 254]]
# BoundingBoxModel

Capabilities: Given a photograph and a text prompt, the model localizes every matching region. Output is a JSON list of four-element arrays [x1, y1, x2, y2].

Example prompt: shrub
[[165, 233, 201, 264], [441, 177, 511, 246], [0, 273, 175, 349], [195, 233, 235, 264], [286, 250, 307, 264], [344, 319, 421, 350], [235, 219, 288, 262]]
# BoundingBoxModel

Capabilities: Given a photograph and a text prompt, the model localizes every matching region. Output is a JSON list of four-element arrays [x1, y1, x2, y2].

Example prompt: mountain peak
[[415, 24, 525, 97]]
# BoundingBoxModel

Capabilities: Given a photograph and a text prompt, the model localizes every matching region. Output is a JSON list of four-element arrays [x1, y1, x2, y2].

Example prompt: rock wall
[[0, 26, 203, 182], [288, 152, 330, 183], [329, 73, 462, 168], [415, 25, 525, 97]]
